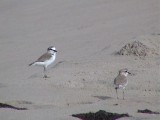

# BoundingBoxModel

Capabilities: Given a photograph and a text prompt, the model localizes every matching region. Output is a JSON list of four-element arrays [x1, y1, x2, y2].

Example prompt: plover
[[29, 46, 57, 78], [114, 68, 131, 100]]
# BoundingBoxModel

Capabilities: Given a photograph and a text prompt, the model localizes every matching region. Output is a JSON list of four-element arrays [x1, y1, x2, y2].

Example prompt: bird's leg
[[115, 88, 119, 99], [123, 89, 125, 100], [43, 67, 48, 78]]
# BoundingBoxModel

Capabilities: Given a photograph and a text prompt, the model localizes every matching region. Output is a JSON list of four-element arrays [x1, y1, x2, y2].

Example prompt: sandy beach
[[0, 0, 160, 120]]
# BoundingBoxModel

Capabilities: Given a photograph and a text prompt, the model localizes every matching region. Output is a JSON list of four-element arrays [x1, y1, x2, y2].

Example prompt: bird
[[114, 68, 131, 100], [29, 46, 57, 78]]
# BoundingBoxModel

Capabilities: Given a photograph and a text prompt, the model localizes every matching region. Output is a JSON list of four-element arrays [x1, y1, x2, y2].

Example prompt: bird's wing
[[36, 53, 52, 62], [114, 75, 127, 86]]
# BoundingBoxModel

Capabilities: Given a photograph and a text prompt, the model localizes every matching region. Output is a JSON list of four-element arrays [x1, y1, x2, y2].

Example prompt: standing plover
[[29, 46, 57, 78], [114, 68, 131, 100]]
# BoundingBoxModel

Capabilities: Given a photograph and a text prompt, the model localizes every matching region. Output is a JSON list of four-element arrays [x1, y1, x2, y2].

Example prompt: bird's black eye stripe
[[49, 49, 57, 52]]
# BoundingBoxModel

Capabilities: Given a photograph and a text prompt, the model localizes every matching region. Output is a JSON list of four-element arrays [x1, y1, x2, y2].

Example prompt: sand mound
[[117, 35, 160, 57], [118, 41, 150, 57]]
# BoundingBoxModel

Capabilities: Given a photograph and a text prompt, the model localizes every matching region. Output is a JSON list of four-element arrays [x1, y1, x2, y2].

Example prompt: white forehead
[[51, 47, 56, 50], [48, 46, 56, 50], [119, 68, 129, 76], [120, 68, 128, 72], [121, 72, 128, 77]]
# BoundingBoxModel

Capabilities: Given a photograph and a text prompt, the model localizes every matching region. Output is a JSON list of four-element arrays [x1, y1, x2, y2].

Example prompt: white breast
[[45, 54, 56, 67]]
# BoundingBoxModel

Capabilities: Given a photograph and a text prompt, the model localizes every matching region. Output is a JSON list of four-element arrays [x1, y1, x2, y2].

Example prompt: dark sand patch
[[72, 110, 130, 120], [0, 103, 27, 110], [138, 109, 160, 114]]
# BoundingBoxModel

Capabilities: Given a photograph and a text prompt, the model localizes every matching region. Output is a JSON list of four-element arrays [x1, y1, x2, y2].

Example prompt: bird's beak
[[54, 50, 57, 52], [128, 72, 131, 75]]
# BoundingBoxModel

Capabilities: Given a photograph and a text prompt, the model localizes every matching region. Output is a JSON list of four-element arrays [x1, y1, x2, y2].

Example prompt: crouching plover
[[114, 68, 131, 100], [29, 46, 57, 78]]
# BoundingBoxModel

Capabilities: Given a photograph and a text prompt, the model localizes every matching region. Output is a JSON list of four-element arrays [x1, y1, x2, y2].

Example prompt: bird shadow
[[51, 61, 65, 69], [92, 96, 112, 100], [28, 73, 42, 79]]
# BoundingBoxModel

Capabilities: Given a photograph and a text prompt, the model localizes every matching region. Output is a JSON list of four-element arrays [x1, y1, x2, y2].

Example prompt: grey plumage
[[114, 68, 131, 100], [29, 46, 57, 78], [114, 75, 127, 89], [36, 52, 52, 62]]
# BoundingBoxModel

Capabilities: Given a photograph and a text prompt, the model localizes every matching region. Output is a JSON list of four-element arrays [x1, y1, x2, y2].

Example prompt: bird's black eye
[[48, 48, 57, 52], [53, 50, 57, 52], [48, 48, 52, 51]]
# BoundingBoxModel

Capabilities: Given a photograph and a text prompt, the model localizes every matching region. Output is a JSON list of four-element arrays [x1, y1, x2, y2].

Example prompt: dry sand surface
[[0, 0, 160, 120]]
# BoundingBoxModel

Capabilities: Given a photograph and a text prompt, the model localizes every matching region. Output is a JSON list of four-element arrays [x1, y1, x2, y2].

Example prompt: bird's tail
[[29, 62, 35, 66]]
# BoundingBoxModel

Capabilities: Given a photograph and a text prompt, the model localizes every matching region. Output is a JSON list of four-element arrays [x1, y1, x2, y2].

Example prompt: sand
[[0, 0, 160, 120]]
